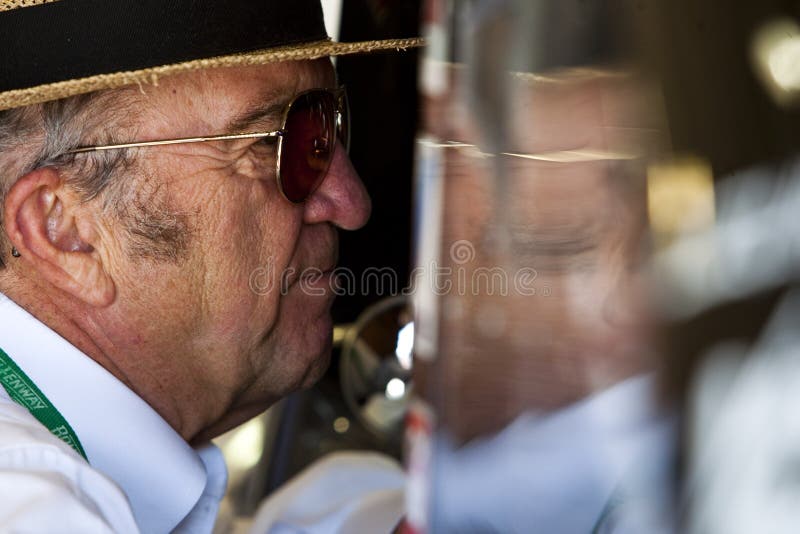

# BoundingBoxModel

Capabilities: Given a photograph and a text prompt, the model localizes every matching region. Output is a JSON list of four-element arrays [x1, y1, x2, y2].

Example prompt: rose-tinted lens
[[338, 90, 350, 153], [280, 90, 337, 203]]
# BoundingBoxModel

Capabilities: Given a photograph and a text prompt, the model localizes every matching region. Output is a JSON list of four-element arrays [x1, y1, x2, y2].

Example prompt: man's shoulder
[[0, 395, 140, 533], [0, 393, 74, 448]]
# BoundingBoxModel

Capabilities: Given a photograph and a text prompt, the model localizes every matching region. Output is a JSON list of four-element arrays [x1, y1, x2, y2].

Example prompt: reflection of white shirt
[[431, 375, 675, 533], [0, 295, 227, 533]]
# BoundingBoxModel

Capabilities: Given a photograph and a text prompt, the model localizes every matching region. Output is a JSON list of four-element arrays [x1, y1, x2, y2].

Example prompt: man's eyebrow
[[225, 92, 292, 134]]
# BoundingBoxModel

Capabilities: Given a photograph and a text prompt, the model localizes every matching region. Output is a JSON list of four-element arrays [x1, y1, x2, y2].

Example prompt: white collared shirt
[[0, 294, 228, 533], [429, 375, 676, 533]]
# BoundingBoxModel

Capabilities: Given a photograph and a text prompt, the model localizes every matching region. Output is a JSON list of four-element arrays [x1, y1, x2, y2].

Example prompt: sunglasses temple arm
[[65, 131, 285, 154]]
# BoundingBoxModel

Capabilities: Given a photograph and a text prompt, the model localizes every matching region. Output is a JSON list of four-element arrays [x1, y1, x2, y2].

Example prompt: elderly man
[[0, 1, 418, 532]]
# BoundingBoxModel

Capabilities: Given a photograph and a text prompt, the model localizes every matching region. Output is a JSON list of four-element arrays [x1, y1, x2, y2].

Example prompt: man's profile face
[[94, 58, 371, 440], [423, 69, 662, 440]]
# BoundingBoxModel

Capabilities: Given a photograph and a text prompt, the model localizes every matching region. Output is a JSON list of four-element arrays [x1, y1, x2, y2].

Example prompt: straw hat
[[0, 0, 422, 111]]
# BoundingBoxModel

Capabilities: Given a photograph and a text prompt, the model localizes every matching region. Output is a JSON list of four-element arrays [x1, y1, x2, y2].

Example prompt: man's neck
[[0, 276, 225, 442]]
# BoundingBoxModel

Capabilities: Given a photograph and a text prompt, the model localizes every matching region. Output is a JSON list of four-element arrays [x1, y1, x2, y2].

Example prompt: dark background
[[252, 0, 422, 503], [332, 0, 421, 323]]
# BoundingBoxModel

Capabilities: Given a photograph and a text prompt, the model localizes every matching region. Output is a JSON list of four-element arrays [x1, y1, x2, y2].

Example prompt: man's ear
[[3, 167, 115, 307]]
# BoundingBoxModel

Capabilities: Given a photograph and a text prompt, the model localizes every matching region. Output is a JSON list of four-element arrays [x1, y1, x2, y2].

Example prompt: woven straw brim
[[0, 37, 423, 112]]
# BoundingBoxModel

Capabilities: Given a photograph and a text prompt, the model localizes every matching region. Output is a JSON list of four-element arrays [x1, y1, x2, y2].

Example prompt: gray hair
[[0, 91, 190, 268]]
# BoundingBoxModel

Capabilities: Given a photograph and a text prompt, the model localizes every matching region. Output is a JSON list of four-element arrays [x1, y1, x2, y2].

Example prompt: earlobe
[[3, 167, 116, 307]]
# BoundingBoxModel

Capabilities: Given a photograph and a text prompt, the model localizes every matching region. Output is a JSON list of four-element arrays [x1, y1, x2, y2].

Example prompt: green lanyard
[[0, 347, 88, 461]]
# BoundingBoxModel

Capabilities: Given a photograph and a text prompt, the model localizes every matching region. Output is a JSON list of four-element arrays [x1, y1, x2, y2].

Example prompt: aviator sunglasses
[[67, 87, 350, 203]]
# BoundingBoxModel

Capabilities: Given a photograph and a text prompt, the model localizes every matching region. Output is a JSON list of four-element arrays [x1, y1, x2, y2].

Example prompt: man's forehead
[[137, 58, 335, 135]]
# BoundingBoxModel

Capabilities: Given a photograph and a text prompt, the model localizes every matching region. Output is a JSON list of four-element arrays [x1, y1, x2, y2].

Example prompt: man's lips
[[286, 255, 338, 288], [293, 265, 339, 297]]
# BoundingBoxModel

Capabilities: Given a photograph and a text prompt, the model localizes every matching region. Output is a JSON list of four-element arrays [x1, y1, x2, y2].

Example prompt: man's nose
[[303, 141, 371, 230]]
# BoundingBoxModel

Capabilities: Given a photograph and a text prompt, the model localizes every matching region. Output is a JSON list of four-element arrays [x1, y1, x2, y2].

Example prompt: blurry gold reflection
[[751, 17, 800, 107], [647, 156, 715, 249], [333, 416, 350, 434]]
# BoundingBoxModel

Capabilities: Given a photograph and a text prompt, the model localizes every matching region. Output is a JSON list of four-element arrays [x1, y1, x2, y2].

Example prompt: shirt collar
[[0, 294, 209, 533]]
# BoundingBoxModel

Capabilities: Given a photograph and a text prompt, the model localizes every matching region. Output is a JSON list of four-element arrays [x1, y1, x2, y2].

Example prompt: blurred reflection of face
[[428, 71, 664, 441]]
